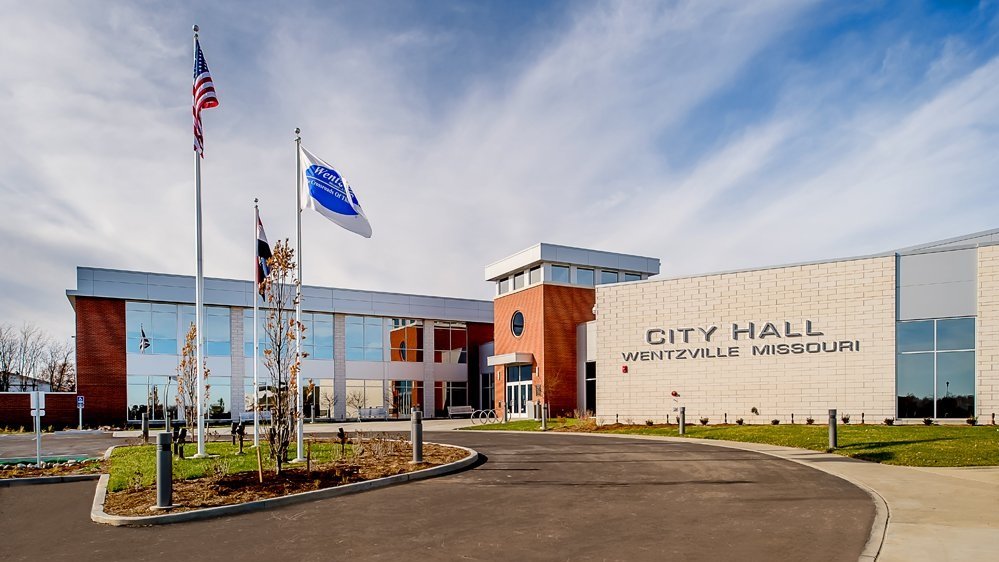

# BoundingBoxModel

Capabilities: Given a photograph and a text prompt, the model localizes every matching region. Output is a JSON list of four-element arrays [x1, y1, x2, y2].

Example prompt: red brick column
[[75, 297, 126, 427]]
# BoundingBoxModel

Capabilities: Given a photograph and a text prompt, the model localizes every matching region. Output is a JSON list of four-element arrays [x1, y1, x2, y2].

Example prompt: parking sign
[[77, 395, 85, 408]]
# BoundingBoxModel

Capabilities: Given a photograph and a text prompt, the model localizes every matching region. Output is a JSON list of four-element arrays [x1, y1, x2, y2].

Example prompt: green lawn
[[107, 441, 353, 492], [464, 420, 999, 467]]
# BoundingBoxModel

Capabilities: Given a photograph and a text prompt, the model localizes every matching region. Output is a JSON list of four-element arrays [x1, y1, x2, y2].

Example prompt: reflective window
[[896, 317, 975, 418], [498, 278, 510, 294], [529, 267, 542, 284], [345, 380, 387, 418], [434, 381, 468, 416], [126, 302, 177, 355], [936, 318, 975, 351], [346, 316, 384, 361], [506, 364, 532, 382], [513, 272, 525, 290], [180, 305, 231, 356], [576, 268, 594, 286], [126, 375, 180, 422], [551, 265, 570, 283], [389, 319, 423, 362], [243, 309, 271, 358], [434, 321, 467, 364], [480, 372, 495, 409], [623, 272, 641, 282], [389, 380, 423, 417], [301, 312, 334, 360], [598, 270, 619, 285], [511, 311, 525, 337]]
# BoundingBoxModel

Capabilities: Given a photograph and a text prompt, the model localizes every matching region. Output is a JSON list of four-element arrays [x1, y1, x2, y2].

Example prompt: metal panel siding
[[898, 249, 977, 320]]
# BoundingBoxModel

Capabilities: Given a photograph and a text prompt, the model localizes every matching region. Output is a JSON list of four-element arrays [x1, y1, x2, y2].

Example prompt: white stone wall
[[594, 256, 897, 425], [977, 246, 999, 420]]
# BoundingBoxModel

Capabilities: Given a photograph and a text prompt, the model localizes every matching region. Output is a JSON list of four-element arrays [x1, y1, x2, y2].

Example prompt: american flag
[[192, 37, 219, 157]]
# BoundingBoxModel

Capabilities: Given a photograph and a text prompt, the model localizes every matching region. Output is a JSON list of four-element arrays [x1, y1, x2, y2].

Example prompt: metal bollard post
[[410, 408, 423, 464], [828, 409, 838, 449], [155, 432, 173, 509], [141, 413, 149, 443], [541, 402, 548, 431], [679, 407, 686, 435]]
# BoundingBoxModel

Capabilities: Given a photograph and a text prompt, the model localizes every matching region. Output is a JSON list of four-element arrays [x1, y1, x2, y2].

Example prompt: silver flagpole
[[293, 127, 305, 462], [253, 199, 260, 448], [193, 25, 208, 459]]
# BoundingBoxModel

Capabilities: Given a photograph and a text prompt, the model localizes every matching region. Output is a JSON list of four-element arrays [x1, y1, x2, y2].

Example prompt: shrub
[[966, 416, 978, 426], [699, 417, 709, 426], [771, 419, 780, 425], [805, 417, 815, 425], [923, 417, 934, 426], [735, 418, 744, 425], [645, 420, 654, 426], [883, 418, 895, 426], [841, 414, 851, 424], [750, 407, 759, 415]]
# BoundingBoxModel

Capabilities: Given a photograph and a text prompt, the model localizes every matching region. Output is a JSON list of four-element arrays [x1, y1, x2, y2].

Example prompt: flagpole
[[253, 198, 260, 448], [193, 25, 208, 459], [293, 127, 305, 462]]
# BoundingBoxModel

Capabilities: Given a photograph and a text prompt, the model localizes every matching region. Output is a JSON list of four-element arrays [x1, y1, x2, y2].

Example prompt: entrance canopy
[[487, 352, 534, 367]]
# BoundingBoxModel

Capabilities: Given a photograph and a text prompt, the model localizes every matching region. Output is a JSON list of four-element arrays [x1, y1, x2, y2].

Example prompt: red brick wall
[[492, 284, 594, 416], [75, 297, 126, 427], [542, 285, 595, 415], [0, 393, 79, 429]]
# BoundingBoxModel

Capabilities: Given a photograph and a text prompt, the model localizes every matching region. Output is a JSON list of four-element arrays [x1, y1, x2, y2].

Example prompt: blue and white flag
[[299, 146, 372, 238]]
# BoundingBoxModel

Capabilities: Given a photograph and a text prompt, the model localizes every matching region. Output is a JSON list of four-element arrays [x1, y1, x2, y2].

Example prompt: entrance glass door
[[505, 365, 533, 418]]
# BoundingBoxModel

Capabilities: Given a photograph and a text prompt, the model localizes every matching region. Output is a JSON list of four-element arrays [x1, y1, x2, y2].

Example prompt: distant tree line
[[0, 322, 75, 392]]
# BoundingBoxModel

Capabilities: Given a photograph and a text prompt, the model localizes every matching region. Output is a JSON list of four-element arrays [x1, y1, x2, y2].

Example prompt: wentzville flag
[[255, 211, 272, 297], [299, 146, 372, 238]]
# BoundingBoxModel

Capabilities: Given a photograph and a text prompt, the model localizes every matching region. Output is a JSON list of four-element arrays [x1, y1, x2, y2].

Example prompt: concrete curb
[[0, 473, 101, 487], [91, 443, 478, 526], [469, 430, 888, 561]]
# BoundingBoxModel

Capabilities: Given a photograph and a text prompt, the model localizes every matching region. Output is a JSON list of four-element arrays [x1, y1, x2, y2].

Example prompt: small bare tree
[[175, 322, 211, 433], [13, 324, 47, 391], [346, 389, 365, 421], [40, 340, 75, 392], [0, 323, 17, 392], [260, 239, 304, 476], [320, 386, 339, 420]]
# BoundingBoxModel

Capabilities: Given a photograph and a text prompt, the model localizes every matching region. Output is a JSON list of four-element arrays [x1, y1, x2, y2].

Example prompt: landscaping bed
[[103, 438, 466, 516], [0, 459, 102, 479], [465, 418, 999, 467]]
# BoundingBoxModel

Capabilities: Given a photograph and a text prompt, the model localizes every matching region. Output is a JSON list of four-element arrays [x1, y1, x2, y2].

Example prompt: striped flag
[[192, 37, 219, 157], [139, 326, 151, 354], [256, 211, 272, 297]]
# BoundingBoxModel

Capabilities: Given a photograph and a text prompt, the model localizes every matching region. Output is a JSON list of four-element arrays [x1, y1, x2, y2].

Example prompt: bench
[[358, 407, 389, 420], [447, 405, 475, 419]]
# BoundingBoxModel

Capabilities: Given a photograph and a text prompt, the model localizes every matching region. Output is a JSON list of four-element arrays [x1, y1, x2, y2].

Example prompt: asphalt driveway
[[0, 431, 874, 561]]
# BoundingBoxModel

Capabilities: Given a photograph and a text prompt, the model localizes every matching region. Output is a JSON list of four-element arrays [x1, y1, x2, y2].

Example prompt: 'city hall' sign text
[[621, 321, 860, 363]]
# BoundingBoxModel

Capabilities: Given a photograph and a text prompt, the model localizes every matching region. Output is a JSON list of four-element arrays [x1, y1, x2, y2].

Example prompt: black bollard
[[679, 407, 686, 435], [828, 409, 838, 449], [411, 408, 423, 464], [155, 432, 173, 509], [141, 413, 149, 443]]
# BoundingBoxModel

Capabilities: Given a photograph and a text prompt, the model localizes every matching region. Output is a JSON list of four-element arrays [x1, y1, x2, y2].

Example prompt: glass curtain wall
[[897, 318, 975, 419], [346, 316, 383, 361], [433, 322, 467, 363], [389, 319, 424, 362]]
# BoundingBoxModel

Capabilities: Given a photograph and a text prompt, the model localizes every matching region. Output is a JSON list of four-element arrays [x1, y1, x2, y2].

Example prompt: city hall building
[[3, 228, 996, 428]]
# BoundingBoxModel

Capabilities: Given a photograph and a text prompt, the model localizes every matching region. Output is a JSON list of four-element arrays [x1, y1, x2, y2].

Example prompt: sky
[[2, 0, 999, 342]]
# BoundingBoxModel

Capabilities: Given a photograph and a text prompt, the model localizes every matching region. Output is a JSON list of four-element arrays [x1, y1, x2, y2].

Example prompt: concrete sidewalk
[[112, 418, 474, 438], [529, 431, 998, 561]]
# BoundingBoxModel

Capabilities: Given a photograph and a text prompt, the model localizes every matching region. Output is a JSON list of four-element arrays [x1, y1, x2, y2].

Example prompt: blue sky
[[2, 0, 999, 340]]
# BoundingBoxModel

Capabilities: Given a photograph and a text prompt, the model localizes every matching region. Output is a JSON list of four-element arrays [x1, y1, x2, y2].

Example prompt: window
[[389, 319, 423, 362], [505, 364, 533, 382], [529, 267, 542, 284], [301, 312, 334, 360], [389, 380, 423, 417], [897, 318, 975, 419], [180, 305, 231, 356], [511, 311, 525, 337], [346, 316, 384, 361], [599, 270, 619, 285], [345, 379, 387, 418], [126, 302, 177, 355], [481, 372, 495, 409], [513, 271, 525, 290], [243, 309, 270, 358], [126, 375, 178, 422], [623, 272, 641, 282], [551, 265, 570, 283], [576, 268, 594, 286], [498, 278, 510, 294], [434, 321, 467, 363], [434, 381, 468, 416]]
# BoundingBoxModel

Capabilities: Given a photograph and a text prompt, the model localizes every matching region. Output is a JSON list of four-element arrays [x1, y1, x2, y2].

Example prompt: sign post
[[77, 395, 85, 430], [30, 391, 45, 466]]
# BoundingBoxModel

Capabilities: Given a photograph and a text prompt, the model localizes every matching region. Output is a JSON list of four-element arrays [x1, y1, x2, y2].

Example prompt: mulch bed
[[0, 461, 103, 479], [103, 442, 467, 516]]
